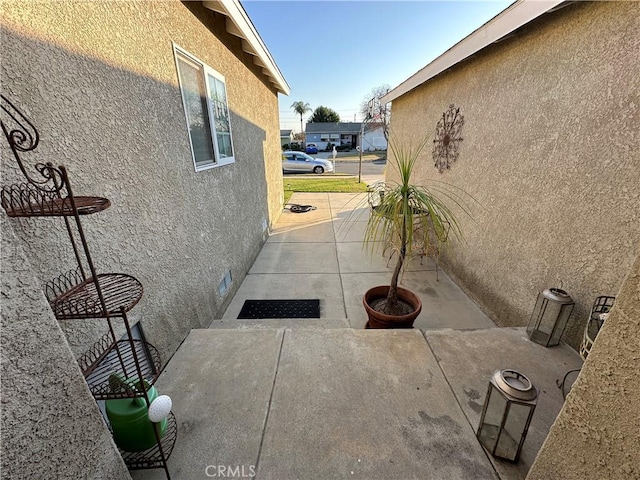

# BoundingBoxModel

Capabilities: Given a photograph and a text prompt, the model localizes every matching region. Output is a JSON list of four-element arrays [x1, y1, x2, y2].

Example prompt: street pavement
[[284, 150, 386, 178]]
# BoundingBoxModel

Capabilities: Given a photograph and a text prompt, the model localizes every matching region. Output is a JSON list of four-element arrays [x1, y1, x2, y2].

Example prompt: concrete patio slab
[[341, 271, 496, 330], [327, 192, 367, 210], [221, 273, 346, 320], [332, 202, 370, 219], [333, 205, 371, 221], [248, 242, 339, 274], [210, 318, 350, 329], [337, 242, 437, 274], [425, 328, 584, 480], [334, 219, 368, 243], [130, 329, 284, 480], [256, 329, 498, 480], [162, 191, 579, 480], [131, 326, 578, 480], [286, 192, 331, 206], [337, 241, 391, 273], [268, 220, 335, 243], [402, 271, 497, 330], [277, 207, 332, 225]]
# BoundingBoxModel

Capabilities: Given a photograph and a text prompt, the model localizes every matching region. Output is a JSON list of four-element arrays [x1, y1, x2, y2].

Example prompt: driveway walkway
[[213, 191, 493, 331], [132, 192, 583, 480]]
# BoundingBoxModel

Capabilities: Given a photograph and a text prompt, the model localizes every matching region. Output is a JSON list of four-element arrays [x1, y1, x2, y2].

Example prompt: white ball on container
[[148, 395, 172, 423]]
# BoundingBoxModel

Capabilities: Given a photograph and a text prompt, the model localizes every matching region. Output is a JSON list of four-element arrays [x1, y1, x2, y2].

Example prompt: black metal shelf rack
[[120, 413, 178, 470], [1, 94, 175, 479], [43, 270, 144, 320]]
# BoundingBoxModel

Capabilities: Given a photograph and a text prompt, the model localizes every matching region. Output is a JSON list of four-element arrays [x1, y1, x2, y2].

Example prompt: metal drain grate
[[238, 299, 320, 319]]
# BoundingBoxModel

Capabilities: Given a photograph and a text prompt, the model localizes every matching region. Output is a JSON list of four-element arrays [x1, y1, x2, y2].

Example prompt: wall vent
[[217, 270, 232, 297]]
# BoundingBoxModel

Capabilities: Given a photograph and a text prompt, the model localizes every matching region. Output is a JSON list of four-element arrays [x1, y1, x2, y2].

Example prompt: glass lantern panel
[[495, 402, 531, 461], [541, 302, 563, 329], [549, 306, 572, 346], [527, 296, 548, 341], [477, 386, 507, 453], [528, 297, 564, 346], [529, 328, 552, 346]]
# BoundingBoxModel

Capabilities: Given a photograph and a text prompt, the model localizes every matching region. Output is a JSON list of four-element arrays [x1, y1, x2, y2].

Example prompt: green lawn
[[283, 177, 368, 204]]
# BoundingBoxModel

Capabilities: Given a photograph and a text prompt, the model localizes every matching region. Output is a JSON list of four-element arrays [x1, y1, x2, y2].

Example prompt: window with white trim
[[174, 45, 235, 171], [320, 134, 340, 142]]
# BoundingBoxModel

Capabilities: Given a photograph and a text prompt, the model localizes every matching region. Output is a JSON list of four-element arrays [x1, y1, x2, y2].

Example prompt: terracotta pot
[[363, 285, 422, 329]]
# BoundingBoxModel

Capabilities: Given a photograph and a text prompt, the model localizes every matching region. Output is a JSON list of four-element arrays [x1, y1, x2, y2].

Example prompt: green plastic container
[[106, 380, 167, 452]]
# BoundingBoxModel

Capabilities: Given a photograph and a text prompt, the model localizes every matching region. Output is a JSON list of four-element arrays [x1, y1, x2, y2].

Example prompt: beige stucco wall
[[1, 0, 284, 359], [1, 2, 283, 475], [1, 211, 131, 480], [526, 252, 639, 479], [387, 1, 639, 348]]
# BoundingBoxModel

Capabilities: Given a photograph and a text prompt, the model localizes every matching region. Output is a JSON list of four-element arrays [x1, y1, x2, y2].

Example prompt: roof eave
[[202, 0, 290, 95], [381, 0, 565, 104]]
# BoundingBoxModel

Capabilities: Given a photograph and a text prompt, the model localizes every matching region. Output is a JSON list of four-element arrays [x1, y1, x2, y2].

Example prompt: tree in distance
[[291, 101, 312, 134], [359, 84, 391, 141], [308, 106, 340, 123]]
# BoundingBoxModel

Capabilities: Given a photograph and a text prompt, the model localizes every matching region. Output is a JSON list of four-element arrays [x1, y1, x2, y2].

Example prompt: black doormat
[[238, 299, 320, 319]]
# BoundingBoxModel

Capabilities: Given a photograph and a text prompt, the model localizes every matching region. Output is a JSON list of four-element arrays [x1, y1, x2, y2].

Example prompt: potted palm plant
[[363, 136, 467, 328]]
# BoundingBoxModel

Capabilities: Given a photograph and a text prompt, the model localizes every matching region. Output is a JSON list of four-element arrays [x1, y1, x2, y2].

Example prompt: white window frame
[[173, 44, 235, 171]]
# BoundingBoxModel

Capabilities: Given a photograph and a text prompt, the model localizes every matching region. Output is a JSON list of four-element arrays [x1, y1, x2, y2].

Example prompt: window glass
[[176, 56, 215, 167], [174, 45, 235, 170], [208, 74, 233, 159]]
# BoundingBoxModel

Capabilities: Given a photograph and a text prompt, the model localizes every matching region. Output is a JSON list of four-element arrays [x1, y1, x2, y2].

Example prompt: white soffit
[[381, 0, 565, 104], [202, 0, 290, 95]]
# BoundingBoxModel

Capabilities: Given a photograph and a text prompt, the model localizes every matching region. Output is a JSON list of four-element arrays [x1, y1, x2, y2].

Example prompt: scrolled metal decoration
[[432, 104, 464, 174], [1, 94, 65, 191], [42, 267, 85, 304]]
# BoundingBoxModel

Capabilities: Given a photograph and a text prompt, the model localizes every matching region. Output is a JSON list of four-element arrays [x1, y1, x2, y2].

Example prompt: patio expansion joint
[[330, 202, 349, 320], [420, 329, 502, 480], [253, 328, 286, 475]]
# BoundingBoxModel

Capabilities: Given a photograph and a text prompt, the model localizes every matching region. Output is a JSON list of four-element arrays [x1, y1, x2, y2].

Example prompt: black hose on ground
[[285, 204, 317, 213]]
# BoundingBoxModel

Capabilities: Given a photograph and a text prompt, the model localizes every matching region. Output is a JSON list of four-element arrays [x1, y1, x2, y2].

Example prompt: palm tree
[[363, 135, 467, 316], [290, 101, 311, 137]]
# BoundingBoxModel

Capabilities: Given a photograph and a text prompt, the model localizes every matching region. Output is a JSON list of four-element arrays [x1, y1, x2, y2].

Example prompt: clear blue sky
[[242, 0, 513, 132]]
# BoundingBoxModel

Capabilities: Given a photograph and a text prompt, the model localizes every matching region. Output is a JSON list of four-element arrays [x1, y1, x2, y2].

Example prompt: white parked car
[[282, 151, 334, 174]]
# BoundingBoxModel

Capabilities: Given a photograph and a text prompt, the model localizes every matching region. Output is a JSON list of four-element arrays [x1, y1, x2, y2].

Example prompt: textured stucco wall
[[1, 211, 131, 480], [387, 1, 639, 348], [526, 252, 640, 479], [1, 0, 283, 360]]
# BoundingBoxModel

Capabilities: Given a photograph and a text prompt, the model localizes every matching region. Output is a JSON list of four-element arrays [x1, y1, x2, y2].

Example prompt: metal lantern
[[527, 288, 575, 347], [477, 369, 538, 463]]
